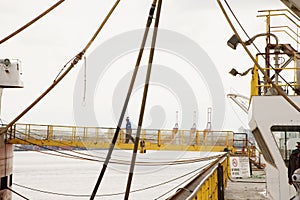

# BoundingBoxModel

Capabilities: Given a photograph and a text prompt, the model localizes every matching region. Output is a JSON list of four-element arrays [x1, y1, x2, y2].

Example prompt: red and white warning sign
[[232, 158, 238, 167], [230, 156, 250, 178]]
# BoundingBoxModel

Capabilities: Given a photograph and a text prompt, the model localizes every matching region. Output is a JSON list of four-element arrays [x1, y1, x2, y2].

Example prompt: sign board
[[230, 156, 251, 178]]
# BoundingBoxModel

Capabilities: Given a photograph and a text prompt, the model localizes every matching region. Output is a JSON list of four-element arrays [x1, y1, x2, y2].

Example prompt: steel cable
[[0, 0, 65, 45], [13, 161, 212, 198], [0, 0, 121, 136], [7, 187, 30, 200], [153, 162, 212, 199], [124, 0, 162, 198], [89, 1, 160, 199]]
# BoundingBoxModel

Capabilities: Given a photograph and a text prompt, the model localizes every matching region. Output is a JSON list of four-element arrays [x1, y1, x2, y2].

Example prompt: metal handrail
[[258, 9, 300, 22], [258, 9, 300, 27], [9, 123, 235, 149], [271, 29, 300, 45], [251, 50, 300, 96], [166, 153, 228, 200], [257, 9, 300, 49]]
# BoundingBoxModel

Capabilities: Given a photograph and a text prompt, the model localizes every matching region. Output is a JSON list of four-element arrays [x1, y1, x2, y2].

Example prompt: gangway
[[7, 123, 235, 152]]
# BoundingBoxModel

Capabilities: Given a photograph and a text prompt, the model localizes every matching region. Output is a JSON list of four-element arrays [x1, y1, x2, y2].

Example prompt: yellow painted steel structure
[[8, 124, 234, 199], [166, 154, 230, 200], [251, 9, 300, 97], [7, 123, 234, 152], [192, 157, 229, 200], [250, 56, 259, 97], [250, 63, 300, 96]]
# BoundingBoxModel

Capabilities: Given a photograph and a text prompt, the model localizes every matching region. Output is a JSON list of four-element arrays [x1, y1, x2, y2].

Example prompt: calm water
[[12, 150, 219, 200]]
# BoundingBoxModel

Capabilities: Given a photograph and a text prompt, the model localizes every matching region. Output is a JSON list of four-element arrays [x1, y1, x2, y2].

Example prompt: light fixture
[[227, 35, 239, 50], [229, 68, 239, 76], [229, 67, 253, 76], [227, 33, 279, 50]]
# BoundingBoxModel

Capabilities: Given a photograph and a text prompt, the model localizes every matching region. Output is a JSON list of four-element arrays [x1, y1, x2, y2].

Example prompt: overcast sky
[[0, 0, 289, 131]]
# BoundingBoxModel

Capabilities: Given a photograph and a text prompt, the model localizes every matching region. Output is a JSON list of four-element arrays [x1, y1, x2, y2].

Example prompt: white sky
[[0, 0, 289, 131]]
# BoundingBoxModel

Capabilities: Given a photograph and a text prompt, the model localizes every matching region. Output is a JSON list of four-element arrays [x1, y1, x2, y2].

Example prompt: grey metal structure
[[281, 0, 300, 17]]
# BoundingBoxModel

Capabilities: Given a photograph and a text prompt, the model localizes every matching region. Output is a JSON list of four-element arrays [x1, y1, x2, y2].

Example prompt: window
[[0, 176, 7, 190], [271, 126, 300, 164]]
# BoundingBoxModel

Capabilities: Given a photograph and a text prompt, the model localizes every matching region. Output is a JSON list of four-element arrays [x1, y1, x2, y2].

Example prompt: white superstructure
[[0, 59, 23, 88], [232, 6, 300, 199], [249, 96, 300, 199]]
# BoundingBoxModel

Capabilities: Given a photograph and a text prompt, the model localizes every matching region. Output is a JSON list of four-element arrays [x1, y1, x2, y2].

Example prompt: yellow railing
[[251, 54, 300, 96], [8, 123, 234, 152], [166, 154, 229, 200], [192, 156, 229, 200], [258, 9, 300, 48], [249, 9, 300, 97]]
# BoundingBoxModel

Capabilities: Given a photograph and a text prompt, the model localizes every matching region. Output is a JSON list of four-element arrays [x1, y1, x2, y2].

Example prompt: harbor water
[[12, 150, 221, 200]]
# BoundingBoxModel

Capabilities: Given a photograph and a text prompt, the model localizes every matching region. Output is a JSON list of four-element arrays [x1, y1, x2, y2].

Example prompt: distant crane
[[173, 110, 179, 130], [191, 110, 197, 130], [205, 107, 212, 131]]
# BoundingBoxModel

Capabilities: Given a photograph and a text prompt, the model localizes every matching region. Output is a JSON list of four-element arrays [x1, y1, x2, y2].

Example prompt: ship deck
[[225, 169, 267, 200]]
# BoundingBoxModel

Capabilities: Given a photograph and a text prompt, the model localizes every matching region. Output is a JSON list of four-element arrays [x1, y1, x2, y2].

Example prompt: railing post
[[47, 125, 53, 140], [95, 128, 99, 141], [181, 130, 184, 145], [142, 129, 146, 140], [84, 127, 88, 141], [203, 129, 207, 146], [225, 132, 229, 147], [217, 163, 224, 200], [8, 124, 16, 139], [12, 124, 16, 139], [172, 129, 175, 140], [72, 127, 76, 142], [25, 124, 30, 140], [157, 130, 161, 146], [119, 129, 124, 144]]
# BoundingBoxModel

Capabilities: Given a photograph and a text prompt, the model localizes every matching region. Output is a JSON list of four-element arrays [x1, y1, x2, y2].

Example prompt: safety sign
[[230, 156, 251, 178]]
